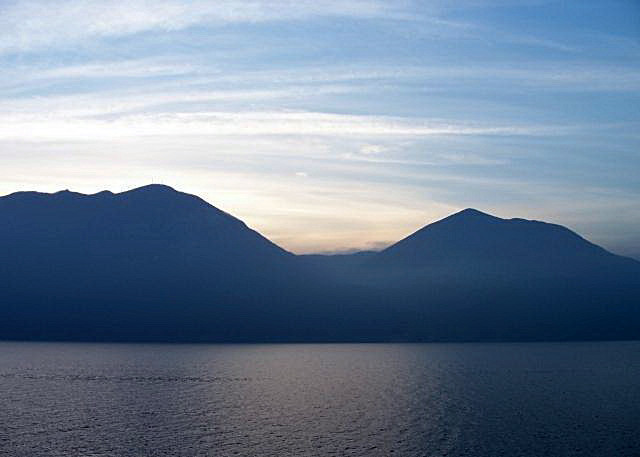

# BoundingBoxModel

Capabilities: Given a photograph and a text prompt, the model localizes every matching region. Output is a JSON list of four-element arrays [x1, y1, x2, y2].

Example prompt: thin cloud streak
[[3, 61, 638, 95], [0, 0, 407, 53], [0, 110, 583, 141]]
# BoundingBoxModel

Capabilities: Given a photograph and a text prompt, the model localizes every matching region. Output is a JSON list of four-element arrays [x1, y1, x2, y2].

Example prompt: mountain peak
[[123, 184, 177, 194], [457, 208, 490, 216], [0, 183, 290, 259], [374, 206, 628, 270], [92, 190, 114, 197], [446, 208, 501, 222]]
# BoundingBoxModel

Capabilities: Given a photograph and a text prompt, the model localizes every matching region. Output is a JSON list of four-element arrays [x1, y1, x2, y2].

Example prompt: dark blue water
[[1, 341, 639, 456]]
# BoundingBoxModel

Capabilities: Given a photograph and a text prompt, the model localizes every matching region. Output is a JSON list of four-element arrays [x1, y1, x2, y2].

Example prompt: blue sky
[[0, 0, 638, 255]]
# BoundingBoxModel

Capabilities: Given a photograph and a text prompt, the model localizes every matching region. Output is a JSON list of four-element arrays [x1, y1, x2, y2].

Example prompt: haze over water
[[2, 341, 639, 456]]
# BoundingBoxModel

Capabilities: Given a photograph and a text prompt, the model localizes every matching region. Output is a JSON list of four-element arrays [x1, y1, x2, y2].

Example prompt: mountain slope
[[0, 184, 293, 295], [0, 185, 301, 341], [358, 208, 640, 341], [372, 208, 639, 279], [0, 188, 638, 342], [0, 184, 288, 256]]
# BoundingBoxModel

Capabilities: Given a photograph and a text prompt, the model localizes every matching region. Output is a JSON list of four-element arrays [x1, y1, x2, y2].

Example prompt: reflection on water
[[1, 341, 640, 456]]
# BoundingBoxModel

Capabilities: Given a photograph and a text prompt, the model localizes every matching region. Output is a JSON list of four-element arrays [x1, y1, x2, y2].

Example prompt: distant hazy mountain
[[0, 185, 638, 342]]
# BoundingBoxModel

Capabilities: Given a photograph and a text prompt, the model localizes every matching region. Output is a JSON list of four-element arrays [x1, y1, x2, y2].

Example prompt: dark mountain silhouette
[[0, 185, 305, 341], [371, 208, 638, 279], [0, 185, 638, 342], [0, 184, 287, 256], [1, 184, 294, 303], [359, 209, 640, 341]]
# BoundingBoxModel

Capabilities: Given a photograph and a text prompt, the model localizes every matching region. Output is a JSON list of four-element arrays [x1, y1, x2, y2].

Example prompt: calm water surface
[[1, 341, 639, 456]]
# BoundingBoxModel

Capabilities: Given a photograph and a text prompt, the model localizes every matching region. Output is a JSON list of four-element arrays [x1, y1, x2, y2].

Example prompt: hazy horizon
[[1, 1, 638, 255]]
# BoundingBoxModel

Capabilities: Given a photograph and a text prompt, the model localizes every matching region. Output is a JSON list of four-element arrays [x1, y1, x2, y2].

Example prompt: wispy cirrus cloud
[[0, 0, 408, 53], [0, 110, 582, 141], [3, 60, 637, 108]]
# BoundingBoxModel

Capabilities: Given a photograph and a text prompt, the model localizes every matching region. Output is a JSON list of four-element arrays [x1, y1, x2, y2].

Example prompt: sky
[[0, 0, 638, 256]]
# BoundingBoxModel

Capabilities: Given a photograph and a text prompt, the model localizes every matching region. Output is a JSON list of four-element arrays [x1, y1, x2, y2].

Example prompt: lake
[[1, 341, 639, 456]]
